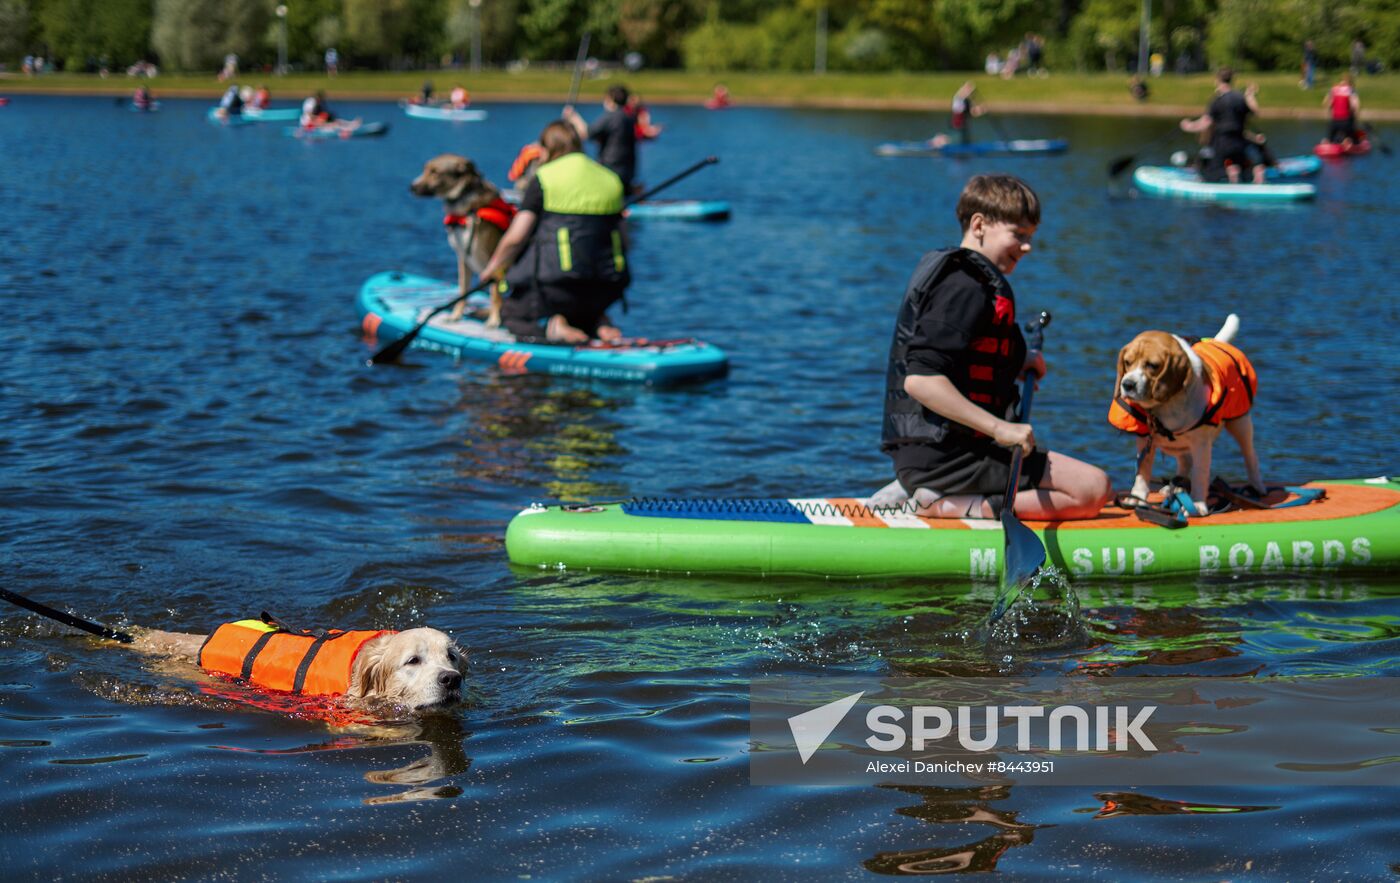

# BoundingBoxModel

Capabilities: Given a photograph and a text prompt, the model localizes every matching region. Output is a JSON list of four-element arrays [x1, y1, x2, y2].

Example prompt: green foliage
[[518, 0, 587, 60], [618, 0, 705, 67], [151, 0, 268, 71], [343, 0, 441, 64], [680, 17, 769, 71], [34, 0, 151, 69], [0, 0, 31, 62], [15, 0, 1400, 75]]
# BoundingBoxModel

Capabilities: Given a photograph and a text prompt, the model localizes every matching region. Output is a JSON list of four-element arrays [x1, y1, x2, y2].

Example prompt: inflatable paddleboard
[[1133, 166, 1316, 202], [875, 139, 1069, 157], [626, 200, 730, 222], [506, 478, 1400, 580], [1314, 138, 1371, 157], [243, 107, 301, 122], [401, 102, 488, 122], [359, 271, 729, 386], [501, 189, 729, 222], [1270, 154, 1323, 178], [285, 122, 390, 139]]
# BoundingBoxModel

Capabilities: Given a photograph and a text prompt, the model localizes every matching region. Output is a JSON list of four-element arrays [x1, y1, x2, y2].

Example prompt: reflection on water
[[449, 374, 630, 501], [865, 784, 1043, 875], [1086, 791, 1277, 818]]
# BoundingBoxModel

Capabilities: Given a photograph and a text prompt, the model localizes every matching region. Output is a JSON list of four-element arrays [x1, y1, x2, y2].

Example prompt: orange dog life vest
[[508, 143, 545, 182], [198, 618, 391, 696], [1108, 338, 1257, 438]]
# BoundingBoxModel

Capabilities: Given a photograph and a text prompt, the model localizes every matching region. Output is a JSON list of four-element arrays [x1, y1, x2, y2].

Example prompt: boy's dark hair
[[1217, 66, 1234, 84], [955, 175, 1041, 231], [607, 85, 630, 106]]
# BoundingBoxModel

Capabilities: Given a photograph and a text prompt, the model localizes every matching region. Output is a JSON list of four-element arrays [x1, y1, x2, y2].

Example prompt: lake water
[[1, 94, 1397, 879]]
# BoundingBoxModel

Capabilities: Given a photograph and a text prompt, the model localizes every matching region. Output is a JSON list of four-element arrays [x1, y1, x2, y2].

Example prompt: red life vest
[[444, 197, 518, 233], [882, 248, 1025, 448], [1330, 85, 1354, 120], [1108, 339, 1257, 439], [198, 617, 391, 696]]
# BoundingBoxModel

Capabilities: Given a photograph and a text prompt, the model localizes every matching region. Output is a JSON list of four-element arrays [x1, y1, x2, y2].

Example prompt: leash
[[0, 587, 134, 643]]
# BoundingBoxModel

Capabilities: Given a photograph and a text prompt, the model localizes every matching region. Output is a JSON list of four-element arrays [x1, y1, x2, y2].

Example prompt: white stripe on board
[[787, 499, 853, 527]]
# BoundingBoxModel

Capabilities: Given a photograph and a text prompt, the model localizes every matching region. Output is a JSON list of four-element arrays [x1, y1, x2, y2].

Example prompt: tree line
[[1, 0, 1393, 77]]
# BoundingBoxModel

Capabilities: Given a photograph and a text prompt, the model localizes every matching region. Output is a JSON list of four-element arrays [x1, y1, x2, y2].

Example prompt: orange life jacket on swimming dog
[[1108, 338, 1257, 439], [198, 616, 391, 696]]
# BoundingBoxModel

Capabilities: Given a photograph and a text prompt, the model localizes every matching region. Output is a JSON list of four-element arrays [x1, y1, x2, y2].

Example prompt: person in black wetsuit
[[563, 85, 638, 193], [1180, 67, 1265, 184]]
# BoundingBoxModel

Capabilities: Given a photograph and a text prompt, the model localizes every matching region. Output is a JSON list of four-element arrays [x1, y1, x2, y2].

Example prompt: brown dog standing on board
[[1110, 314, 1264, 515], [410, 154, 515, 324]]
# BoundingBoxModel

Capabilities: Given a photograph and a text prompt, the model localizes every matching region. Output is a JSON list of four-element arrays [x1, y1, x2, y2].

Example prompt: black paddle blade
[[991, 511, 1047, 620], [1107, 155, 1136, 177], [368, 328, 422, 365]]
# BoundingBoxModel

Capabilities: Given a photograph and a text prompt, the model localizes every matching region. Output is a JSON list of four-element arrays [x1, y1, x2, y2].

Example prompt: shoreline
[[4, 80, 1397, 121]]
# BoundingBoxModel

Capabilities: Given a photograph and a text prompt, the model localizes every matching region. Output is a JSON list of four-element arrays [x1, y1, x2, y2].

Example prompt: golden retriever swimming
[[129, 619, 465, 710]]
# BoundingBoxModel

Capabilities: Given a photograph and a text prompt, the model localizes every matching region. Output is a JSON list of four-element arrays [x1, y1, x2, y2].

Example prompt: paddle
[[984, 111, 1014, 145], [991, 311, 1051, 622], [1108, 128, 1181, 177], [368, 278, 495, 365], [1362, 124, 1393, 156], [0, 587, 134, 643], [367, 156, 720, 365], [566, 32, 592, 107]]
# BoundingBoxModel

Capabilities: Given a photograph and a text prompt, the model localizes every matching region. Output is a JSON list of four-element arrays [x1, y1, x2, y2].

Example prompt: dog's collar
[[443, 213, 471, 227]]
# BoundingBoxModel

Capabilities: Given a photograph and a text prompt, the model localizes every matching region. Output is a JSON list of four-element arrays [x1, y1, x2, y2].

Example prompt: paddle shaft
[[567, 33, 591, 106], [1109, 127, 1181, 176], [630, 156, 718, 203], [368, 156, 719, 365], [1001, 313, 1049, 514], [0, 587, 134, 643]]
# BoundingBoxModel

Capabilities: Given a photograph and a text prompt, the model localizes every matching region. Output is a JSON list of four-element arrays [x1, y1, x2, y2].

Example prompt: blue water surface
[[1, 94, 1398, 880]]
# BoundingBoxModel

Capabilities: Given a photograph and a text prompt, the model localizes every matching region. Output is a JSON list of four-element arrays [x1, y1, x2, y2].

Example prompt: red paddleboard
[[1314, 138, 1371, 157]]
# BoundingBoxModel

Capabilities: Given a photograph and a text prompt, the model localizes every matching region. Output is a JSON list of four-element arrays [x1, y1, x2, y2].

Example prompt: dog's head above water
[[350, 628, 466, 710], [1116, 330, 1192, 409], [410, 153, 488, 203]]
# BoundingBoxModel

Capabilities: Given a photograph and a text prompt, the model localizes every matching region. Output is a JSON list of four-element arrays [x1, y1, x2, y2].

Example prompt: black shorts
[[1327, 118, 1356, 143], [890, 439, 1048, 498]]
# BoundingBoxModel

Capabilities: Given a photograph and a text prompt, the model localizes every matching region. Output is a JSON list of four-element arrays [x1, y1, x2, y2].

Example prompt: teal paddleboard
[[359, 272, 729, 386]]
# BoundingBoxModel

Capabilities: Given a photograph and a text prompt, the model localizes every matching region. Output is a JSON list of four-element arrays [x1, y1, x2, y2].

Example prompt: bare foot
[[596, 324, 623, 343], [545, 314, 589, 344]]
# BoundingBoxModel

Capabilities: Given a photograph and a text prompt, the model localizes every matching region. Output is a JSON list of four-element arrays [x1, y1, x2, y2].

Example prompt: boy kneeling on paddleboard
[[869, 174, 1111, 521]]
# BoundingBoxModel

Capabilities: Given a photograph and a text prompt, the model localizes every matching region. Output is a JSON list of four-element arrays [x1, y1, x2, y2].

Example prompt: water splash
[[983, 566, 1092, 659]]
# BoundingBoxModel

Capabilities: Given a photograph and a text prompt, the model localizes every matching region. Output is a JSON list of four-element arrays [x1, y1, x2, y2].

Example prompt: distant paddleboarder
[[950, 81, 983, 144]]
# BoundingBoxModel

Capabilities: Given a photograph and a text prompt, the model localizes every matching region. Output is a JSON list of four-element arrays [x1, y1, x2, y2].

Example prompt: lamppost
[[469, 0, 482, 73], [276, 5, 288, 76], [1137, 0, 1150, 77]]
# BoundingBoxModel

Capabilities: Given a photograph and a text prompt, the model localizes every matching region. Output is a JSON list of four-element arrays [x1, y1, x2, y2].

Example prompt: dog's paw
[[1193, 501, 1211, 517]]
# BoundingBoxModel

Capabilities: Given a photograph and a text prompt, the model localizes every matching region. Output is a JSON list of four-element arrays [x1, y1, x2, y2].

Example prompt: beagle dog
[[410, 154, 516, 324], [1110, 314, 1263, 515]]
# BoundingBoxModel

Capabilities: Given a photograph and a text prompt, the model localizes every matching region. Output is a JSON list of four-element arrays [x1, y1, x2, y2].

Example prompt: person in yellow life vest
[[477, 120, 629, 344], [1108, 338, 1257, 437]]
